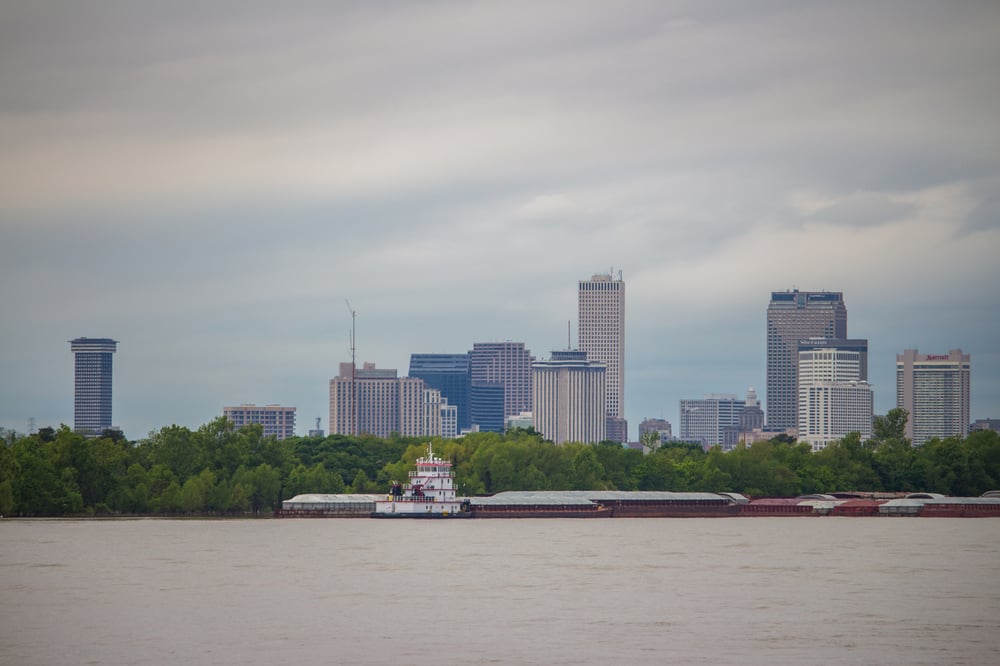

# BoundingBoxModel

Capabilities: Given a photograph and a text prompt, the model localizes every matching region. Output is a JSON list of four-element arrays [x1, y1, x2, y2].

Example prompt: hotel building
[[797, 349, 873, 450], [896, 349, 971, 445], [224, 404, 297, 440], [329, 362, 438, 438]]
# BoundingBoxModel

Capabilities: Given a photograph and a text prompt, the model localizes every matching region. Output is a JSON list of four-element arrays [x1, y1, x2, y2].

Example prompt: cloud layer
[[2, 1, 998, 437]]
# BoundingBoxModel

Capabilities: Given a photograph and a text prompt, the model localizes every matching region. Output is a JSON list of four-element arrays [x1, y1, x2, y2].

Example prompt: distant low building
[[224, 404, 296, 440], [507, 411, 533, 431], [307, 417, 324, 438], [605, 416, 628, 443], [970, 419, 1000, 435], [639, 418, 672, 444]]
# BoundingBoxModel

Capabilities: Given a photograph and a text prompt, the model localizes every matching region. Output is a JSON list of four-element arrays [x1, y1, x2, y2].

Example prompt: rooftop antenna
[[345, 300, 357, 436], [315, 417, 321, 431], [567, 320, 571, 351]]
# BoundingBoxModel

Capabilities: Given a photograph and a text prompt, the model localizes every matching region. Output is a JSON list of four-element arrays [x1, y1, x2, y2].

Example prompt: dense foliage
[[1, 413, 998, 516]]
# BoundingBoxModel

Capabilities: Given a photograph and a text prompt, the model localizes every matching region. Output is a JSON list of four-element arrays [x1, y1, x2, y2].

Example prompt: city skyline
[[2, 3, 999, 438]]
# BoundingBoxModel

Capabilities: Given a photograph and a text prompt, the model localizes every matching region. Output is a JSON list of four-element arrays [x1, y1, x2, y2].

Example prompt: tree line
[[1, 409, 998, 516]]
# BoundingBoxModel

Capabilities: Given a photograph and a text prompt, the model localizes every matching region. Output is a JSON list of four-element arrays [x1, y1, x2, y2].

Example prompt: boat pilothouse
[[372, 444, 471, 518]]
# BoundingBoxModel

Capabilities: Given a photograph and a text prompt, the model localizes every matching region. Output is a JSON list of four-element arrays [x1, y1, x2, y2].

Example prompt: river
[[1, 517, 998, 665]]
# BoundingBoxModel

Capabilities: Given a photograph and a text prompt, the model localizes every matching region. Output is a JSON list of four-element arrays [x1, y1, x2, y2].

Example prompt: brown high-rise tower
[[766, 290, 847, 430]]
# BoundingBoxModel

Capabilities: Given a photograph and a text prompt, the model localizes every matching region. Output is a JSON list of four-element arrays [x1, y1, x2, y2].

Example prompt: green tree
[[873, 408, 909, 444]]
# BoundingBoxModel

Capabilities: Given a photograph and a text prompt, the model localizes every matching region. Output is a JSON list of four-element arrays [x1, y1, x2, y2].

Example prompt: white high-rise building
[[679, 394, 745, 448], [896, 349, 971, 445], [798, 349, 873, 450], [532, 351, 606, 444], [578, 272, 625, 437]]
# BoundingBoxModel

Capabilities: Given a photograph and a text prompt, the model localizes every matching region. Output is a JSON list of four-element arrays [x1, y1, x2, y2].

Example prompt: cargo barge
[[276, 455, 1000, 520]]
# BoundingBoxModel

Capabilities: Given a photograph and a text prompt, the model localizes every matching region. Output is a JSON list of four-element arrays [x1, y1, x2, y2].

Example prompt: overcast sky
[[2, 1, 998, 439]]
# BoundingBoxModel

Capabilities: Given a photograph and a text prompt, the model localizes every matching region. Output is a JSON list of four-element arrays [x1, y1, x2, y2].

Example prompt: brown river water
[[1, 517, 998, 665]]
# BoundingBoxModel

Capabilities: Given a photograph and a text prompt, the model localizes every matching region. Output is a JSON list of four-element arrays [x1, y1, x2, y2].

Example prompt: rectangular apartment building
[[329, 362, 435, 438]]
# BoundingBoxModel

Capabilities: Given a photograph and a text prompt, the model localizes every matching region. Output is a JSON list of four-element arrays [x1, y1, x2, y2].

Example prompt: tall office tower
[[679, 394, 746, 448], [896, 349, 971, 445], [70, 337, 118, 435], [469, 342, 534, 421], [578, 273, 625, 439], [329, 362, 434, 438], [223, 404, 296, 440], [532, 350, 606, 444], [797, 349, 872, 450], [409, 353, 471, 430], [766, 290, 847, 430], [469, 382, 505, 433]]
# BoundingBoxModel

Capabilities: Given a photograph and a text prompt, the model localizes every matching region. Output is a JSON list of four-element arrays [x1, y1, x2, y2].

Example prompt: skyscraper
[[896, 349, 971, 445], [766, 290, 847, 430], [578, 272, 625, 439], [409, 353, 471, 430], [532, 350, 606, 444], [468, 342, 534, 421], [70, 337, 118, 435]]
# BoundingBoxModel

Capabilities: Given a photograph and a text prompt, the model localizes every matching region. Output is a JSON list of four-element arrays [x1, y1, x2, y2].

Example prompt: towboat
[[371, 444, 471, 518]]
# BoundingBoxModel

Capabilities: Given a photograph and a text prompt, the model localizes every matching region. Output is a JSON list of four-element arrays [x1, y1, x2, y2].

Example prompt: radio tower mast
[[345, 300, 357, 437]]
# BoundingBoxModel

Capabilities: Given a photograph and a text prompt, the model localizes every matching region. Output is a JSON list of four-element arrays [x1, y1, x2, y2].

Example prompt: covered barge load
[[919, 497, 1000, 517], [740, 498, 816, 516], [276, 494, 382, 517], [577, 491, 742, 517], [470, 492, 612, 518]]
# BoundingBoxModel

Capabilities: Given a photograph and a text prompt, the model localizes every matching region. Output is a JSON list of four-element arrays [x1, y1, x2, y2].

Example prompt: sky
[[2, 1, 999, 440]]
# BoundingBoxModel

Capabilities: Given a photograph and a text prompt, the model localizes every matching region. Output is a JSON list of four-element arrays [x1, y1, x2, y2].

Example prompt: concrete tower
[[532, 350, 606, 444], [578, 272, 625, 439], [70, 337, 118, 435]]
